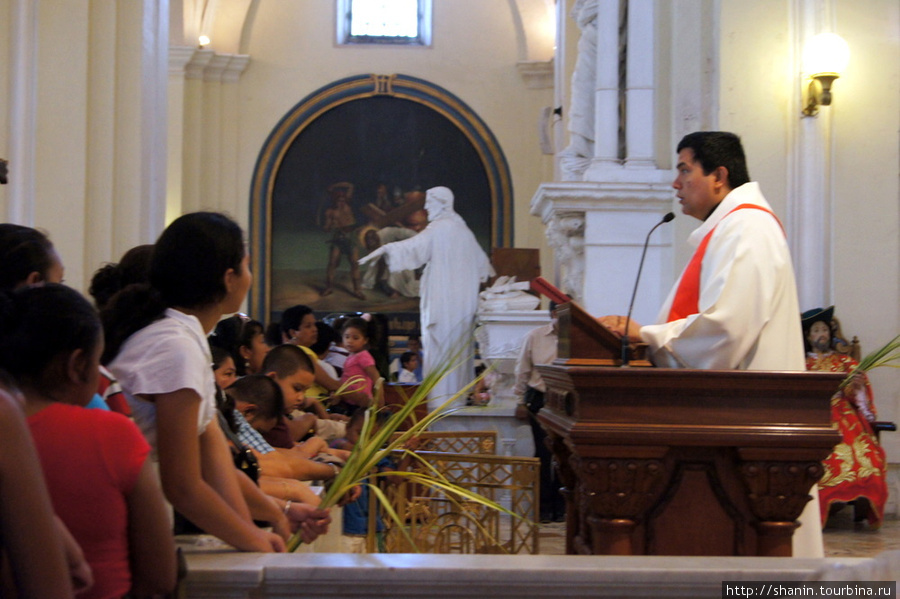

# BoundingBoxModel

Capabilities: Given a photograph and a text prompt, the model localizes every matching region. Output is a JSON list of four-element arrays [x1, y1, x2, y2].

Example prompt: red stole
[[666, 204, 784, 322]]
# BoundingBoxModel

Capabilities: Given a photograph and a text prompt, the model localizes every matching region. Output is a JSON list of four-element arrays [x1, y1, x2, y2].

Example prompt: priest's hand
[[598, 315, 643, 340], [358, 246, 386, 267]]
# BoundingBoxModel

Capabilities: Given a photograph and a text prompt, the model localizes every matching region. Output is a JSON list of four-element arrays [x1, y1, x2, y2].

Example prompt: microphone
[[621, 211, 675, 366]]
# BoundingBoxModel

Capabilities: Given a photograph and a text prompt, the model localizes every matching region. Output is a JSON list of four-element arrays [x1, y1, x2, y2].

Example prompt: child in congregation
[[397, 351, 420, 384], [229, 369, 349, 465], [210, 314, 270, 377], [212, 345, 239, 390], [334, 316, 380, 415], [262, 343, 348, 444], [217, 374, 325, 507], [331, 409, 417, 553], [101, 212, 330, 552], [226, 373, 344, 479], [0, 284, 178, 599], [331, 409, 388, 552]]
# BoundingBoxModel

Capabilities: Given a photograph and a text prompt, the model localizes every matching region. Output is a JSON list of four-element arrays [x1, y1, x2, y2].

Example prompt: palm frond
[[839, 332, 900, 390], [286, 342, 519, 553]]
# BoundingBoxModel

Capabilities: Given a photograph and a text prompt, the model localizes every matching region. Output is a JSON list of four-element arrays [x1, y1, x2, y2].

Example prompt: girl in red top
[[0, 284, 177, 599]]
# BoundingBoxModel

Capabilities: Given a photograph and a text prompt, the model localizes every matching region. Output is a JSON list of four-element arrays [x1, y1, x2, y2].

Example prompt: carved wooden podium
[[536, 302, 841, 557]]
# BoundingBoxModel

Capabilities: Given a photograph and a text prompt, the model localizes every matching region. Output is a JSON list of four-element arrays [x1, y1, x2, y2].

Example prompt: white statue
[[558, 0, 599, 181], [359, 186, 494, 409]]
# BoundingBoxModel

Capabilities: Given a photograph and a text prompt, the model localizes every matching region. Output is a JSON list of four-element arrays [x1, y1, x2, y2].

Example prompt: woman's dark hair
[[88, 244, 154, 310], [264, 321, 282, 347], [310, 322, 339, 356], [279, 304, 313, 337], [210, 314, 265, 376], [101, 212, 246, 365], [152, 212, 244, 308], [0, 284, 101, 394], [0, 224, 56, 292], [210, 345, 233, 370]]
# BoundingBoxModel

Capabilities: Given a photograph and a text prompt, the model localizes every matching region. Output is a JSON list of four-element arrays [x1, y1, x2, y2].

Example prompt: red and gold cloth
[[807, 352, 887, 528]]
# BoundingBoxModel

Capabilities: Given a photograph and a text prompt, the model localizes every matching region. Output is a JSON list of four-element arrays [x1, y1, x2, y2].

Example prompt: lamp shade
[[803, 33, 850, 76]]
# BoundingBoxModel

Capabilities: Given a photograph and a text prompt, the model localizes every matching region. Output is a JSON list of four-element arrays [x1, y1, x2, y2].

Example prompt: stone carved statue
[[558, 0, 599, 181], [546, 213, 585, 301]]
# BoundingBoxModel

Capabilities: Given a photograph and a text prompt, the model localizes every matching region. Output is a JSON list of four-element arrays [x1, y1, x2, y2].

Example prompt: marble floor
[[536, 507, 900, 558]]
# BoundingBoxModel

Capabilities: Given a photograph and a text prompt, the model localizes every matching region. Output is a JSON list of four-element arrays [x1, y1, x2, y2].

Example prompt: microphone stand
[[621, 212, 675, 367]]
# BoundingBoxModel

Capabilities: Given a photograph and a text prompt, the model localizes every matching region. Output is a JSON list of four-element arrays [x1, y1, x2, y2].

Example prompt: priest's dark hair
[[676, 131, 750, 190]]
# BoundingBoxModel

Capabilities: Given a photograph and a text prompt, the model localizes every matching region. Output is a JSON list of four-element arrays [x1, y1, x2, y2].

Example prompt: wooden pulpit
[[536, 302, 841, 557]]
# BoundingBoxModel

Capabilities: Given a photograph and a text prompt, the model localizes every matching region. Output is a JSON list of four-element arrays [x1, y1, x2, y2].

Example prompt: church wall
[[233, 0, 555, 272], [716, 0, 900, 481], [828, 1, 900, 468]]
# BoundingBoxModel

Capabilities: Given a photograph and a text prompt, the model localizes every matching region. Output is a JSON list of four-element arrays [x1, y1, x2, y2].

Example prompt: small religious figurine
[[802, 306, 887, 529], [360, 186, 494, 409]]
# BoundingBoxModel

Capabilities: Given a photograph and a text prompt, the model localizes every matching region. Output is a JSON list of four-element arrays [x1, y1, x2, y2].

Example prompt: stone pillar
[[624, 0, 655, 170], [788, 0, 836, 311], [531, 182, 673, 321], [176, 49, 249, 221], [167, 46, 196, 222], [592, 0, 621, 170]]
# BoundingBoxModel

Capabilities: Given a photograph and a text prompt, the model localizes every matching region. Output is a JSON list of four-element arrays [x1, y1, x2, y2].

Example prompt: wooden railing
[[366, 432, 539, 554]]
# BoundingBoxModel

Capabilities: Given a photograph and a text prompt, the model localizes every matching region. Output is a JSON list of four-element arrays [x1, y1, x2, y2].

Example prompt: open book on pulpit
[[531, 277, 652, 367]]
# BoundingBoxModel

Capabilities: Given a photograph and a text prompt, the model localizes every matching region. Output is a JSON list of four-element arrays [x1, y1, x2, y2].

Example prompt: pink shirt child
[[341, 349, 375, 398]]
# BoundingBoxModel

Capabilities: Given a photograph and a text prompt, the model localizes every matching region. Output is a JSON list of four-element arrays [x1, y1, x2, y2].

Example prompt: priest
[[600, 131, 820, 557]]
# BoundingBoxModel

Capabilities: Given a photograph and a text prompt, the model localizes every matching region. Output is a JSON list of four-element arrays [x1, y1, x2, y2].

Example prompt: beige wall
[[717, 0, 900, 459]]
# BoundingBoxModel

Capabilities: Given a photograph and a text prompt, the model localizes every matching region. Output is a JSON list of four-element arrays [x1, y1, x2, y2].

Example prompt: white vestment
[[376, 190, 494, 409], [640, 182, 822, 558], [641, 182, 805, 371]]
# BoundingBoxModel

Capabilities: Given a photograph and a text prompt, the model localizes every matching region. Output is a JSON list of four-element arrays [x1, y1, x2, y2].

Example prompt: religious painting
[[249, 74, 513, 333]]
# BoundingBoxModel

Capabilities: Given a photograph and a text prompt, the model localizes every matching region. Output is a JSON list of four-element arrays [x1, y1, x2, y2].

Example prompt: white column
[[141, 0, 170, 243], [182, 49, 213, 214], [788, 0, 833, 311], [221, 55, 251, 225], [85, 0, 118, 275], [7, 0, 38, 224], [167, 45, 196, 223], [201, 54, 230, 214], [592, 0, 620, 167], [625, 0, 655, 169], [110, 0, 169, 260]]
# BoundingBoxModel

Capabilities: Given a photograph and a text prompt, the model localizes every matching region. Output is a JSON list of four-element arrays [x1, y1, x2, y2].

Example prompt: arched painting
[[249, 74, 513, 333]]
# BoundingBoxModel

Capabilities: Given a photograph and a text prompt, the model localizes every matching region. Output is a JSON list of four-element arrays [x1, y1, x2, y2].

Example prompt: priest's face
[[673, 149, 721, 221]]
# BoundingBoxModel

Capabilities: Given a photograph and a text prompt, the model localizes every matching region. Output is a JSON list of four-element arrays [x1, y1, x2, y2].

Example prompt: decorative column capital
[[223, 55, 251, 83], [185, 48, 214, 80], [168, 45, 196, 76], [738, 459, 823, 522]]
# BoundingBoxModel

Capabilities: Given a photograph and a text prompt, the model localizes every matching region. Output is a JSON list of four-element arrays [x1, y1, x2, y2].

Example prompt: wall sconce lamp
[[802, 33, 850, 117], [198, 35, 211, 48]]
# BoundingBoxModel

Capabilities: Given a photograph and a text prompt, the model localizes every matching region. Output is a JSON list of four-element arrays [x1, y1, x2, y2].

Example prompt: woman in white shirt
[[102, 212, 329, 552]]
